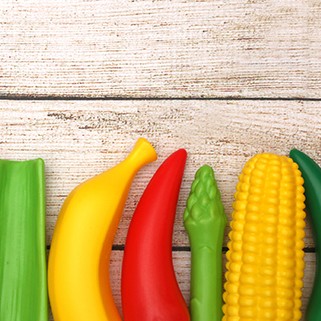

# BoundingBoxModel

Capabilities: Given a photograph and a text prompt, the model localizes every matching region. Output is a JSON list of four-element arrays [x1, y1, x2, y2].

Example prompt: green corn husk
[[0, 158, 48, 321]]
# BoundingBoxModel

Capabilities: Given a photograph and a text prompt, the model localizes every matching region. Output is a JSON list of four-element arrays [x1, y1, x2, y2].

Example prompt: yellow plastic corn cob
[[223, 153, 306, 321]]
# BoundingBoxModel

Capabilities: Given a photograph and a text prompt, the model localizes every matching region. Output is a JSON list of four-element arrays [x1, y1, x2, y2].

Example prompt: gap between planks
[[1, 96, 321, 101], [45, 245, 317, 253]]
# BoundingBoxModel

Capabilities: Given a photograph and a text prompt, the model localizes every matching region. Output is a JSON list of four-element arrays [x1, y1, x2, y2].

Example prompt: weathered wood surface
[[1, 0, 321, 99], [1, 101, 321, 248], [1, 102, 320, 321]]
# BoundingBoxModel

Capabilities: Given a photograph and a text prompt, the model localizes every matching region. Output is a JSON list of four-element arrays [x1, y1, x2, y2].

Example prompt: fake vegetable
[[121, 149, 190, 321], [223, 153, 306, 321], [184, 165, 227, 321], [0, 159, 48, 321], [290, 149, 321, 321], [48, 138, 157, 321]]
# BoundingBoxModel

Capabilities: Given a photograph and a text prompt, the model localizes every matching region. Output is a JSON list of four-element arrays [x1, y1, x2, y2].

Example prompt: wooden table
[[1, 1, 320, 320]]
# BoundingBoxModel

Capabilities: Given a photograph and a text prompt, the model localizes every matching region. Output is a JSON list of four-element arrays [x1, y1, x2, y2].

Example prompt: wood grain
[[1, 0, 321, 99], [1, 100, 321, 248], [1, 101, 319, 321]]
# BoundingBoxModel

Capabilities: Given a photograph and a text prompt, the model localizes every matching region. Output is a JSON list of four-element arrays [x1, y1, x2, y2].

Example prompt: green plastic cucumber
[[290, 149, 321, 321]]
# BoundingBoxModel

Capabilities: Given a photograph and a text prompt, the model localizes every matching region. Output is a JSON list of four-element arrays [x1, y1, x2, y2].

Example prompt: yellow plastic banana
[[48, 138, 157, 321]]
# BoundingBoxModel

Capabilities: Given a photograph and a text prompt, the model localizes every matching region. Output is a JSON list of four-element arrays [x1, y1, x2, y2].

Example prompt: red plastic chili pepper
[[121, 149, 190, 321]]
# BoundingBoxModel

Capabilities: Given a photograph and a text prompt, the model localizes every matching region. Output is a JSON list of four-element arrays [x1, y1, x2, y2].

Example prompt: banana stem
[[123, 138, 157, 172]]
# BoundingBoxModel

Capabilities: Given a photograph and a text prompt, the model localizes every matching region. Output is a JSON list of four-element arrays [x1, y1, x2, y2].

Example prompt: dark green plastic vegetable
[[0, 159, 48, 321], [184, 165, 227, 321], [290, 149, 321, 321]]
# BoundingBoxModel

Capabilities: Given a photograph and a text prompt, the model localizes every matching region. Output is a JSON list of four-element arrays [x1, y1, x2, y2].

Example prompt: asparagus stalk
[[184, 165, 227, 321]]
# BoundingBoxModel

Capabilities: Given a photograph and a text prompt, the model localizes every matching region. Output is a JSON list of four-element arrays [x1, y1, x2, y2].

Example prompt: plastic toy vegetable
[[121, 149, 190, 321], [184, 165, 227, 321], [223, 153, 306, 321], [48, 138, 157, 321], [0, 159, 48, 321], [290, 149, 321, 321]]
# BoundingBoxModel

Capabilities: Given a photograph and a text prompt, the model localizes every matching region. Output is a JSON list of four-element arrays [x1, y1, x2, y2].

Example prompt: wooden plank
[[1, 0, 321, 98], [48, 251, 316, 320], [1, 100, 321, 248]]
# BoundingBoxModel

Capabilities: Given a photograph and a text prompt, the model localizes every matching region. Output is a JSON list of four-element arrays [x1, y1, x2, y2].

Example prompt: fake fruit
[[223, 153, 306, 321], [121, 149, 190, 321], [290, 149, 321, 321], [184, 165, 227, 321], [0, 159, 48, 321], [48, 138, 157, 321]]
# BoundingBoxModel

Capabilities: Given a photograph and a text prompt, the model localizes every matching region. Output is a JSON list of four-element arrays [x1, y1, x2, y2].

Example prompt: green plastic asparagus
[[184, 165, 227, 321], [0, 159, 48, 321]]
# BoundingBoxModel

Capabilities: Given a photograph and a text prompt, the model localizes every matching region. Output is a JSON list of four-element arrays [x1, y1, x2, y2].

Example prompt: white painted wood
[[1, 100, 321, 247], [1, 0, 321, 98], [1, 101, 319, 320]]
